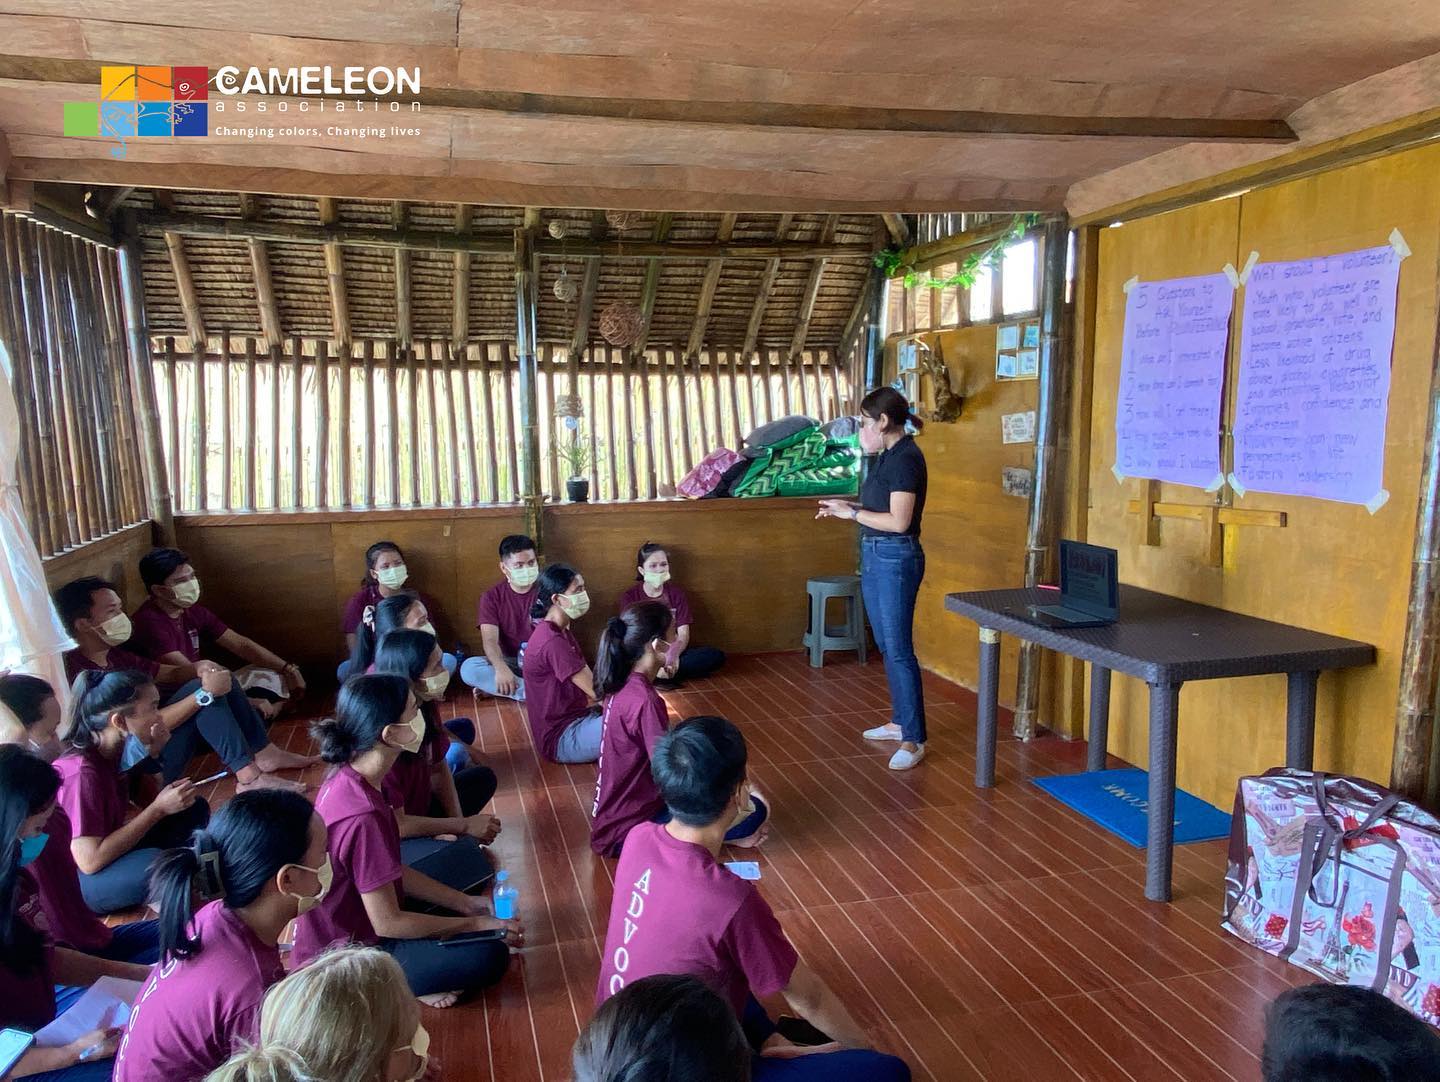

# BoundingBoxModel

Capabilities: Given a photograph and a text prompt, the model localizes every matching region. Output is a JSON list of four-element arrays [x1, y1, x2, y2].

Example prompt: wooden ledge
[[41, 520, 154, 569]]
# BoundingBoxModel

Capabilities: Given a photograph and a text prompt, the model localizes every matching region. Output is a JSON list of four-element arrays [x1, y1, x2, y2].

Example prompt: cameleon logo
[[63, 66, 208, 147]]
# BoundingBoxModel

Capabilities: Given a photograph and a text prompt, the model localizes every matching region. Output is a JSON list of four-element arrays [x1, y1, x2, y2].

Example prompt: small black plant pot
[[566, 477, 590, 503]]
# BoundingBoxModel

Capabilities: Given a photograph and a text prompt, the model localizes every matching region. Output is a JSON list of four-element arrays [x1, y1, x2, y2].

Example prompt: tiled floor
[[196, 652, 1309, 1081]]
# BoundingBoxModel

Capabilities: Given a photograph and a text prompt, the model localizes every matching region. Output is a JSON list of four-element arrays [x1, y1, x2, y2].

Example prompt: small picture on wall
[[1017, 349, 1040, 377], [1023, 323, 1040, 348], [1002, 466, 1034, 499], [898, 338, 919, 373], [996, 352, 1019, 379], [996, 318, 1041, 381], [998, 324, 1020, 350]]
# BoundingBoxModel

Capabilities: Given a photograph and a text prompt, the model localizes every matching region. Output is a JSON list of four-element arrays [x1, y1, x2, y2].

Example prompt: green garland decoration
[[873, 213, 1042, 290]]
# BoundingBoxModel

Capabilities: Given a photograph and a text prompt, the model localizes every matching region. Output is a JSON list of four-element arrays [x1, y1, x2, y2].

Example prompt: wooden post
[[603, 345, 618, 500], [65, 236, 117, 535], [584, 348, 599, 499], [362, 340, 376, 509], [289, 335, 302, 509], [514, 227, 542, 524], [17, 221, 73, 549], [192, 333, 208, 512], [726, 349, 744, 449], [739, 351, 757, 438], [116, 222, 174, 543], [39, 229, 92, 539], [440, 341, 461, 506], [456, 343, 480, 504], [405, 343, 420, 505], [635, 349, 657, 498], [671, 347, 693, 476], [826, 347, 842, 419], [502, 343, 519, 504], [219, 330, 232, 509], [338, 338, 352, 508], [268, 344, 281, 509], [386, 340, 400, 506], [421, 340, 441, 504], [243, 338, 257, 511], [95, 249, 143, 526], [654, 350, 675, 492], [0, 215, 52, 553], [314, 339, 329, 509], [477, 343, 499, 503], [541, 344, 560, 500], [707, 349, 725, 450]]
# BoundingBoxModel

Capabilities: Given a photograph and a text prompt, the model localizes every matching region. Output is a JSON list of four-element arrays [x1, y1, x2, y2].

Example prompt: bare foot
[[236, 773, 309, 794], [253, 746, 319, 772], [419, 990, 460, 1009]]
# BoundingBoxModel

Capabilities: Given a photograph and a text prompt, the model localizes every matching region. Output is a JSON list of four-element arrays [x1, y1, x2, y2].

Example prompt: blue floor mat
[[1032, 768, 1232, 848]]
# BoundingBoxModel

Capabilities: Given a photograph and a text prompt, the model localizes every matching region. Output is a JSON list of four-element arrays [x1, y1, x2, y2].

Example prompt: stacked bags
[[674, 415, 860, 500]]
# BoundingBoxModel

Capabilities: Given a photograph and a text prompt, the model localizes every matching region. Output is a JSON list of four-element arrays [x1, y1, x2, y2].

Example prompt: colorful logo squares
[[65, 65, 209, 138]]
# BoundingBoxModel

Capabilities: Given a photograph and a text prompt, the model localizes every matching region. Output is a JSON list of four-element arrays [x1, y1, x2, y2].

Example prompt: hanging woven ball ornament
[[547, 219, 568, 240], [598, 300, 644, 347], [605, 209, 639, 231], [553, 266, 578, 303]]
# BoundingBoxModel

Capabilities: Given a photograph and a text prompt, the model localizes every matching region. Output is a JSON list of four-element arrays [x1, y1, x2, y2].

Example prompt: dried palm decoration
[[598, 300, 644, 347]]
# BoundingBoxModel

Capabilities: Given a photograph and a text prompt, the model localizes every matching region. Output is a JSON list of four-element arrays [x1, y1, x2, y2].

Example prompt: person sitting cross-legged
[[596, 715, 909, 1082], [460, 534, 540, 701]]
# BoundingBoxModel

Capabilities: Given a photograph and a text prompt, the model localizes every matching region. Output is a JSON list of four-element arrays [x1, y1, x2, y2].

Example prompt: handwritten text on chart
[[1234, 246, 1401, 505], [1115, 272, 1233, 488]]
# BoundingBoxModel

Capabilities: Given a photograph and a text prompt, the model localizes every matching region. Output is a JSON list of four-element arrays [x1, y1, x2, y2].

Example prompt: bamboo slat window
[[148, 337, 854, 512], [0, 213, 150, 558]]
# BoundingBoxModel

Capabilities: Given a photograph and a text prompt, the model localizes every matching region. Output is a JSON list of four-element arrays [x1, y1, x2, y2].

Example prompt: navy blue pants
[[77, 798, 210, 913], [860, 535, 927, 744], [743, 997, 911, 1081]]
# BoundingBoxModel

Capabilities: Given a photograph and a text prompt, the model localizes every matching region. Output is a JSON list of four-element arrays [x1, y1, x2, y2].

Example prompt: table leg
[[976, 628, 1001, 788], [1087, 665, 1112, 772], [1285, 671, 1319, 771], [1145, 682, 1182, 903]]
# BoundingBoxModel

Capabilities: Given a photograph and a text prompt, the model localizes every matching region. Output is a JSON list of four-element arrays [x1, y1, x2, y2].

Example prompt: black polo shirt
[[860, 434, 927, 538]]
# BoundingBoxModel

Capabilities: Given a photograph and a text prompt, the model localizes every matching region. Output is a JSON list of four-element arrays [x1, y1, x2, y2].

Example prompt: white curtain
[[0, 337, 74, 704]]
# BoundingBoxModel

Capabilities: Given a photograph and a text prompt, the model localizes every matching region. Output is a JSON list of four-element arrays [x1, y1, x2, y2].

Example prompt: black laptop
[[1022, 541, 1119, 629]]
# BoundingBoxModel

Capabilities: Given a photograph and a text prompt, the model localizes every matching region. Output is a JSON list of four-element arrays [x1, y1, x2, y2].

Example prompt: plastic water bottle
[[493, 870, 517, 920]]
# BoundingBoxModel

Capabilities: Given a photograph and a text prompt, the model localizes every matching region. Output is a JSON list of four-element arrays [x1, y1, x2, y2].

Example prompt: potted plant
[[559, 435, 591, 502]]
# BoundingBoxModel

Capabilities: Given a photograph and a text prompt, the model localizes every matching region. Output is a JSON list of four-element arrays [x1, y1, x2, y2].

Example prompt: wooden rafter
[[392, 202, 411, 348], [838, 268, 879, 358], [685, 211, 736, 359], [154, 192, 205, 348], [881, 213, 911, 247], [742, 213, 794, 360], [239, 193, 282, 350], [632, 214, 674, 355], [452, 204, 472, 348], [569, 210, 606, 358], [789, 215, 838, 359], [318, 196, 350, 348]]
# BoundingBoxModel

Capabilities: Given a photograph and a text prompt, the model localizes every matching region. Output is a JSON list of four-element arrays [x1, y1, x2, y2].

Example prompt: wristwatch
[[193, 688, 215, 707]]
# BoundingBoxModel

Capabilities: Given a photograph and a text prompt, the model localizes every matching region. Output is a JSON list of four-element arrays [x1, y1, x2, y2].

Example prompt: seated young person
[[590, 603, 768, 857], [617, 542, 726, 688], [460, 534, 540, 701], [130, 547, 308, 713], [295, 674, 520, 1008], [352, 594, 485, 774], [524, 564, 603, 763], [339, 541, 454, 679], [206, 947, 428, 1082], [55, 576, 307, 791], [597, 716, 909, 1082], [1262, 983, 1440, 1082], [54, 671, 212, 914], [1, 746, 153, 1082], [373, 629, 499, 891], [112, 789, 328, 1082], [0, 675, 160, 965], [573, 974, 750, 1082]]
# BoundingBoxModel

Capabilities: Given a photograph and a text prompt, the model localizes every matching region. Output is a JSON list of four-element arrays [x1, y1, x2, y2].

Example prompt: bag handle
[[1303, 774, 1402, 908]]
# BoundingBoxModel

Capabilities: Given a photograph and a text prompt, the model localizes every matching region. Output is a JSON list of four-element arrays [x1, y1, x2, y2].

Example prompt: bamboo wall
[[1086, 143, 1440, 809]]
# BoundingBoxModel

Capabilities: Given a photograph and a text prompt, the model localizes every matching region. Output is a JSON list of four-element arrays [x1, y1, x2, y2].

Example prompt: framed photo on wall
[[996, 318, 1041, 381]]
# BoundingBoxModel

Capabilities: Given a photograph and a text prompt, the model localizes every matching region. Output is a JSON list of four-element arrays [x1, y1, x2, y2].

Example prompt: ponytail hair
[[594, 602, 673, 698], [0, 746, 61, 975], [360, 541, 404, 587], [531, 563, 579, 621], [346, 591, 422, 675], [208, 947, 414, 1082], [311, 673, 411, 764], [860, 385, 923, 432], [66, 669, 154, 753], [147, 789, 313, 963]]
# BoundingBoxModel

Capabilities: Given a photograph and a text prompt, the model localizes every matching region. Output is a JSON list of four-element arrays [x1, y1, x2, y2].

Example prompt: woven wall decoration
[[598, 300, 644, 346], [547, 219, 568, 239], [604, 210, 640, 231], [553, 266, 578, 303]]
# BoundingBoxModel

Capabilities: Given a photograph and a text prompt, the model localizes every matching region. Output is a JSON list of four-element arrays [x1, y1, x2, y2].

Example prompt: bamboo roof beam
[[155, 192, 205, 349], [838, 267, 879, 359], [685, 212, 736, 360], [239, 193, 282, 351], [569, 210, 607, 359], [393, 202, 411, 348], [789, 216, 838, 359], [632, 214, 674, 356], [881, 213, 911, 247], [741, 213, 794, 361], [318, 196, 350, 348], [452, 204, 472, 348]]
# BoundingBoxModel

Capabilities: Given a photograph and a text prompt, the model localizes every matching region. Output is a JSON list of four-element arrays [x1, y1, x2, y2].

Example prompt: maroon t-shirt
[[616, 582, 694, 629], [128, 598, 229, 665], [64, 645, 161, 683], [596, 822, 798, 1015], [591, 673, 669, 856], [114, 901, 284, 1082], [54, 751, 129, 840], [292, 764, 403, 967], [476, 580, 539, 657], [27, 804, 112, 951], [523, 619, 590, 760], [5, 875, 58, 1031], [382, 713, 446, 817], [340, 585, 443, 636]]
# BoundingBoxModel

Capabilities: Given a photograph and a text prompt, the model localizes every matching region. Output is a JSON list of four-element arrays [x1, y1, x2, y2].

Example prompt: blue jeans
[[459, 655, 526, 701], [95, 918, 162, 964], [552, 707, 603, 763], [123, 680, 270, 781], [860, 535, 926, 744], [742, 997, 910, 1081]]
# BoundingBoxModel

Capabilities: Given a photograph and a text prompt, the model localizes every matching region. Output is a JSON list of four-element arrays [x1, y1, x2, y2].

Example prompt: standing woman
[[524, 565, 603, 764], [817, 387, 929, 770]]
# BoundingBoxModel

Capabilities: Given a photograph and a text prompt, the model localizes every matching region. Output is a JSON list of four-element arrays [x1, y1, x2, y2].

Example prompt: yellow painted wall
[[901, 326, 1038, 706], [1088, 144, 1440, 808]]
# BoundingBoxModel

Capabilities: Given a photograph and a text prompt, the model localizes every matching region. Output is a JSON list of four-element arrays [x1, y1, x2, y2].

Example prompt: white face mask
[[282, 855, 333, 914], [388, 711, 426, 755], [642, 570, 671, 587], [169, 579, 201, 607], [376, 564, 409, 590], [419, 670, 451, 701], [557, 590, 591, 618], [394, 1024, 430, 1082], [506, 564, 539, 589], [96, 613, 132, 646], [416, 621, 437, 638]]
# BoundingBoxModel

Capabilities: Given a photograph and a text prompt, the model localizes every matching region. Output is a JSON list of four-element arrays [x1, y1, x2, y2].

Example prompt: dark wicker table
[[943, 585, 1376, 902]]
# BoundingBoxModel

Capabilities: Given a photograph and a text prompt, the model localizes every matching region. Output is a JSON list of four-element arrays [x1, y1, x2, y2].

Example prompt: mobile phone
[[441, 929, 506, 946], [0, 1028, 35, 1075]]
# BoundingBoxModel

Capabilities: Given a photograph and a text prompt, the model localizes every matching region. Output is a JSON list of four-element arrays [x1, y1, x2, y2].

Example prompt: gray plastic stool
[[803, 575, 867, 667]]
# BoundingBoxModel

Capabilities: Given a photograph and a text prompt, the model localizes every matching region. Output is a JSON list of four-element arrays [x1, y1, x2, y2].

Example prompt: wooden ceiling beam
[[318, 196, 350, 348], [742, 213, 794, 360], [392, 202, 411, 348], [569, 210, 607, 359], [881, 213, 911, 247], [685, 211, 737, 360], [453, 204, 472, 348], [154, 191, 206, 349], [240, 193, 283, 350], [632, 213, 675, 356], [838, 269, 879, 358], [789, 216, 838, 359]]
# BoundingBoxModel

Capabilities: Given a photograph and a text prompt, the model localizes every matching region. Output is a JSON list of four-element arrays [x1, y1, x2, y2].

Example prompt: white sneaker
[[888, 744, 926, 771], [862, 725, 903, 742]]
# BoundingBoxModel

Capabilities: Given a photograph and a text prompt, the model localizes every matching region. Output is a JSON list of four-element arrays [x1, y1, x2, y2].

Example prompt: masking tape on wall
[[1227, 472, 1247, 498]]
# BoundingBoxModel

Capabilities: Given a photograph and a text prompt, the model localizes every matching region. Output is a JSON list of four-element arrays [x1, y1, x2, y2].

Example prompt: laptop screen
[[1060, 541, 1118, 616]]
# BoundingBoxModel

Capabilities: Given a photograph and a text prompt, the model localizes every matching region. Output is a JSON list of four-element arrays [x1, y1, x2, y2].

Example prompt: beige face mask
[[169, 579, 201, 607], [419, 670, 451, 701], [394, 1023, 430, 1082], [96, 613, 133, 646], [281, 855, 333, 915], [389, 711, 426, 754]]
